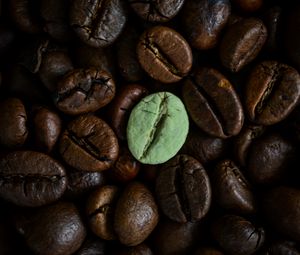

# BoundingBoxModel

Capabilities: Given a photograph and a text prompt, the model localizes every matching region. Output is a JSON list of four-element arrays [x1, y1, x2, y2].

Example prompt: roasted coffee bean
[[32, 106, 61, 152], [220, 18, 267, 72], [181, 0, 231, 50], [263, 187, 300, 242], [75, 236, 106, 255], [156, 154, 211, 223], [129, 0, 184, 23], [17, 202, 86, 255], [245, 61, 300, 125], [115, 243, 153, 255], [59, 114, 119, 172], [211, 215, 265, 255], [246, 133, 296, 184], [0, 98, 28, 148], [66, 169, 106, 198], [70, 0, 127, 48], [108, 84, 148, 140], [234, 124, 266, 166], [114, 182, 159, 246], [137, 26, 192, 83], [212, 159, 256, 214], [193, 247, 224, 255], [54, 68, 115, 115], [262, 240, 300, 255], [232, 0, 263, 12], [0, 151, 66, 207], [153, 220, 201, 255], [182, 68, 244, 138], [86, 185, 119, 240]]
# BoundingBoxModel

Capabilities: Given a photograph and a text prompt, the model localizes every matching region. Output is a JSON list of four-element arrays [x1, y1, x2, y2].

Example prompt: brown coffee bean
[[182, 68, 244, 138], [137, 26, 192, 83], [0, 151, 67, 207], [181, 0, 231, 50], [54, 68, 115, 115], [156, 154, 211, 223], [59, 114, 119, 172], [86, 185, 119, 240], [220, 18, 267, 72], [233, 0, 263, 12], [0, 98, 28, 148], [114, 182, 159, 246], [245, 61, 300, 125], [212, 159, 256, 214]]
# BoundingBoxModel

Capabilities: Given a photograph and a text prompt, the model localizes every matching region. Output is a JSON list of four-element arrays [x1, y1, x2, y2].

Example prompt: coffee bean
[[262, 240, 300, 255], [156, 154, 211, 223], [114, 182, 159, 246], [193, 247, 224, 255], [115, 243, 153, 255], [220, 18, 267, 72], [211, 215, 265, 255], [232, 0, 263, 12], [0, 98, 28, 148], [245, 61, 300, 125], [182, 68, 244, 138], [127, 92, 189, 164], [54, 68, 115, 115], [263, 187, 300, 242], [129, 0, 185, 23], [108, 84, 148, 140], [70, 0, 127, 48], [212, 159, 256, 214], [17, 202, 86, 255], [137, 26, 192, 83], [59, 114, 119, 172], [0, 151, 66, 207], [86, 185, 119, 240], [181, 0, 231, 50], [75, 236, 106, 255]]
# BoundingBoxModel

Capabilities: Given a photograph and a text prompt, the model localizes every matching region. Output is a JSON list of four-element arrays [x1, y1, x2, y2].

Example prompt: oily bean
[[54, 68, 115, 115], [70, 0, 127, 48], [211, 215, 265, 255], [86, 185, 119, 240], [245, 61, 300, 125], [156, 154, 211, 223], [114, 182, 159, 246], [129, 0, 185, 23], [181, 0, 231, 50], [262, 187, 300, 242], [0, 98, 28, 148], [220, 18, 267, 72], [59, 114, 119, 172], [137, 26, 192, 83], [212, 159, 256, 214], [182, 67, 244, 138], [247, 133, 296, 184], [75, 236, 106, 255], [32, 106, 62, 152], [0, 151, 67, 207], [18, 202, 86, 255], [108, 84, 148, 140]]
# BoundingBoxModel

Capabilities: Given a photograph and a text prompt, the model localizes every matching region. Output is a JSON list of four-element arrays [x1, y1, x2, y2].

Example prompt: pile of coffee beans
[[0, 0, 299, 254]]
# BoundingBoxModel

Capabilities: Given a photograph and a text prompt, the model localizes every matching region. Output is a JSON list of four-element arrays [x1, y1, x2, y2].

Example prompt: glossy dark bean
[[59, 114, 119, 172], [245, 61, 300, 125], [17, 202, 86, 255], [32, 106, 61, 152], [114, 182, 159, 246], [247, 133, 296, 184], [156, 154, 211, 223], [137, 26, 192, 83], [0, 151, 66, 207], [108, 84, 148, 140], [54, 68, 115, 115], [182, 68, 244, 138], [75, 236, 106, 255], [212, 159, 256, 214], [70, 0, 127, 48], [181, 0, 231, 50], [86, 185, 119, 240], [129, 0, 184, 23], [220, 18, 267, 72], [211, 215, 265, 255], [0, 98, 28, 148], [263, 187, 300, 242]]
